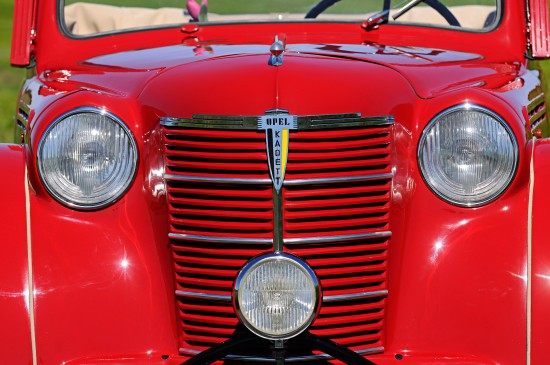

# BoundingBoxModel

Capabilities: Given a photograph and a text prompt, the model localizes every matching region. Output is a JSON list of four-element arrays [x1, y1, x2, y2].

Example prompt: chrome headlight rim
[[418, 103, 518, 208], [37, 106, 138, 210], [233, 252, 321, 341]]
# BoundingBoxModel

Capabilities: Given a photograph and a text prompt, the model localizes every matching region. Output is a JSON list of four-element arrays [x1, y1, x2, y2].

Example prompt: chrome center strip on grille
[[284, 173, 393, 186], [284, 231, 392, 245], [168, 233, 273, 244], [273, 188, 284, 253], [165, 174, 272, 185]]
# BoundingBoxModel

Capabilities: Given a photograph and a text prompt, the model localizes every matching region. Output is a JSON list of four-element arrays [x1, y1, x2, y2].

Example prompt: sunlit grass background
[[1, 0, 549, 143], [0, 0, 23, 143]]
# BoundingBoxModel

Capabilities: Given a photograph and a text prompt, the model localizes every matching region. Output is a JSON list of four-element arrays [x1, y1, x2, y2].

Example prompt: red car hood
[[44, 42, 520, 117]]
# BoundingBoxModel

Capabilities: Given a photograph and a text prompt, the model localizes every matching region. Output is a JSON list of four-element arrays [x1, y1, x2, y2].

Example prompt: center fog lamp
[[233, 253, 320, 340]]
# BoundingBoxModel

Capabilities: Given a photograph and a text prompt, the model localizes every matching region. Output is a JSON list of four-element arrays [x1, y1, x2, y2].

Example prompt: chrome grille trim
[[284, 231, 392, 245], [16, 103, 30, 138], [284, 173, 393, 186], [164, 112, 392, 360], [165, 174, 272, 185], [176, 290, 232, 301], [17, 109, 29, 127], [297, 115, 393, 129], [161, 113, 393, 130], [175, 289, 388, 303], [323, 290, 389, 303], [161, 115, 260, 129], [168, 233, 273, 244], [527, 92, 548, 131], [17, 101, 30, 125], [180, 346, 385, 362]]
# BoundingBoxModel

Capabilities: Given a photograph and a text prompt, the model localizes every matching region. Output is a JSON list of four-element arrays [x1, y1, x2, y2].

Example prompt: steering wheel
[[305, 0, 461, 27]]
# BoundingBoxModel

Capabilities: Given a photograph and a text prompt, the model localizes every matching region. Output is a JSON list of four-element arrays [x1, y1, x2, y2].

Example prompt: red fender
[[531, 138, 550, 364], [0, 144, 34, 364]]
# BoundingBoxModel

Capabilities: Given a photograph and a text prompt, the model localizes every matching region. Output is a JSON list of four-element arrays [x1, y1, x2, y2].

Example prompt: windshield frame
[[27, 0, 524, 73], [57, 0, 503, 39]]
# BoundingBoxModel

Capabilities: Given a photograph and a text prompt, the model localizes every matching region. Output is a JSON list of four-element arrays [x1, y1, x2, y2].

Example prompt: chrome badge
[[258, 112, 298, 192]]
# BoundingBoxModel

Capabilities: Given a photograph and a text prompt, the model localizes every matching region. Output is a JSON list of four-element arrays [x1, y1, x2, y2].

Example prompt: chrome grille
[[527, 91, 548, 132], [162, 113, 393, 362]]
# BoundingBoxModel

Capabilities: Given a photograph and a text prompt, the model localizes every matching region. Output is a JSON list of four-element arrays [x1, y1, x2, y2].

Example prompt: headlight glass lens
[[234, 253, 320, 340], [418, 104, 518, 207], [38, 108, 137, 209]]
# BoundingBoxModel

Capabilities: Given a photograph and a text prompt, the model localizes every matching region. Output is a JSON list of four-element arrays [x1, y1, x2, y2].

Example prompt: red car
[[3, 0, 550, 364]]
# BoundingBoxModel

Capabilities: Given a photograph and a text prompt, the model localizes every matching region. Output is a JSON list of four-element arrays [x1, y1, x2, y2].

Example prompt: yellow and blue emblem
[[258, 112, 298, 192]]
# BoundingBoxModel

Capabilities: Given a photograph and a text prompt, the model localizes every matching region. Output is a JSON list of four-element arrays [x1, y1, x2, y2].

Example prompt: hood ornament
[[268, 36, 285, 66]]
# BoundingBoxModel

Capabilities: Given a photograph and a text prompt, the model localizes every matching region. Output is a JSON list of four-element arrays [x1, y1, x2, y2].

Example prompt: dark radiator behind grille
[[162, 114, 392, 362]]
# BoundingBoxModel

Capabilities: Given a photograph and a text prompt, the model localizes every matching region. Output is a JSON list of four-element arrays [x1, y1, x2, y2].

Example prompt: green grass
[[0, 0, 24, 143]]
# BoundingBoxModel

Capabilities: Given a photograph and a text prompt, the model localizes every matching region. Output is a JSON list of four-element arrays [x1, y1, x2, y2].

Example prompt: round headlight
[[233, 253, 320, 340], [418, 104, 518, 207], [38, 107, 137, 209]]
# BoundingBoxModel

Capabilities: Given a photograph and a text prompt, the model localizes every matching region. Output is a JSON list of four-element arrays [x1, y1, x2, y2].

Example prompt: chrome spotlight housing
[[233, 253, 321, 340]]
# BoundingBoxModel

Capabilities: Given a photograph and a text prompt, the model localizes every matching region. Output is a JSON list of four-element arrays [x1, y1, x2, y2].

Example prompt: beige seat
[[394, 5, 495, 29], [64, 3, 190, 35]]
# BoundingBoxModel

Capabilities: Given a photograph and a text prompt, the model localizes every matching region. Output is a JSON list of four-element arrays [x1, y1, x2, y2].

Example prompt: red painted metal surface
[[0, 145, 33, 365], [3, 0, 550, 364], [10, 0, 35, 66], [529, 0, 550, 58], [21, 91, 181, 365], [531, 139, 550, 364]]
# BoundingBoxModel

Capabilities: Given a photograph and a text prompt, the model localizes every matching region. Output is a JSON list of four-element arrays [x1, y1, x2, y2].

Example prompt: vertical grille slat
[[162, 114, 393, 363]]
